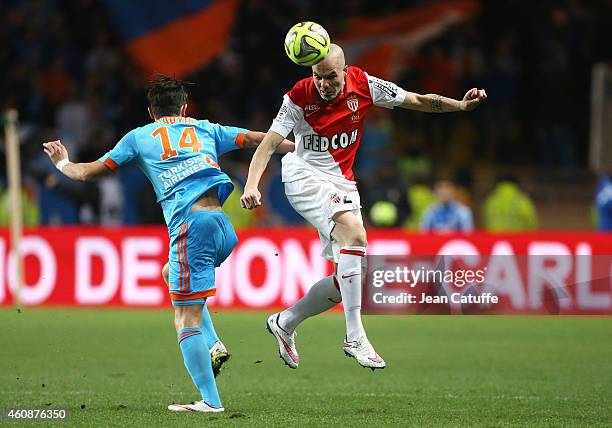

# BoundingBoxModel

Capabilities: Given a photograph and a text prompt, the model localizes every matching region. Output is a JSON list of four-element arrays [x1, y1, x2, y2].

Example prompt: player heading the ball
[[241, 42, 486, 371]]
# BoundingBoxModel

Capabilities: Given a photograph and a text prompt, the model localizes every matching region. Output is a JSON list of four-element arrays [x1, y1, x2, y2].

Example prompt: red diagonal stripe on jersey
[[287, 67, 374, 183]]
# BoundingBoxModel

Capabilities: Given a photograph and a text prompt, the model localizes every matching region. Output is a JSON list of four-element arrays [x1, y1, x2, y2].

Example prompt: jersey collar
[[155, 116, 197, 124]]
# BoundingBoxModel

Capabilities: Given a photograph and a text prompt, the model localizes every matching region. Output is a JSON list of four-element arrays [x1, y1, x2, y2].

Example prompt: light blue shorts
[[168, 210, 237, 306]]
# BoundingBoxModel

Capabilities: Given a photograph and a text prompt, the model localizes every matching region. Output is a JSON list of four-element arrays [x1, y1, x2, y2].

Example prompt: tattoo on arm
[[431, 95, 443, 112]]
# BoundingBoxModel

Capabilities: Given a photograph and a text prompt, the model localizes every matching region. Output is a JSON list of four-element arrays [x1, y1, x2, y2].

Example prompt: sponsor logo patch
[[304, 104, 320, 117], [303, 129, 359, 152]]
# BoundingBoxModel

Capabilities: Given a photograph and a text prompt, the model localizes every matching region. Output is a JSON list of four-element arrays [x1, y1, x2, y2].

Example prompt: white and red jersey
[[270, 66, 406, 187]]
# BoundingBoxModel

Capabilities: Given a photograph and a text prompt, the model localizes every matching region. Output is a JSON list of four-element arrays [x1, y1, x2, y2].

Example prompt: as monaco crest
[[347, 97, 358, 112]]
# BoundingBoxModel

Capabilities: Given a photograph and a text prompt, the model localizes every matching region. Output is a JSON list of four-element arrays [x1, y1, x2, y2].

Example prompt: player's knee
[[162, 263, 170, 287], [174, 305, 202, 332], [349, 226, 367, 247], [174, 315, 198, 333], [333, 223, 367, 247]]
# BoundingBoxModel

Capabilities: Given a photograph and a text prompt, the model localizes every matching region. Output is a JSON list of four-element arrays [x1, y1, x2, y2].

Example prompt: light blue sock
[[177, 327, 222, 407], [201, 303, 220, 350]]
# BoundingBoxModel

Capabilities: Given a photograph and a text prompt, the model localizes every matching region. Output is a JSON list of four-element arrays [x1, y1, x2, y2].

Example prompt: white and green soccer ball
[[284, 21, 330, 66]]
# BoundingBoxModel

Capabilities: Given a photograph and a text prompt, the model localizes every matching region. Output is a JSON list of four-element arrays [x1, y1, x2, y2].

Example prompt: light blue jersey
[[99, 116, 247, 232]]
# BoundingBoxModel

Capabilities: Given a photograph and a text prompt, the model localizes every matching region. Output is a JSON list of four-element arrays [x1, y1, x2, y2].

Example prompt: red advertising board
[[0, 227, 611, 313]]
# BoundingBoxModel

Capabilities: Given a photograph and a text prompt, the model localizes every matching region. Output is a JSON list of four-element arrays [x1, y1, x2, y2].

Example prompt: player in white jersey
[[241, 44, 486, 369]]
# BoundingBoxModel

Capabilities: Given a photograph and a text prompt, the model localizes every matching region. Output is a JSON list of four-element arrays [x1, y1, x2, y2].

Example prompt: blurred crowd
[[1, 0, 611, 230]]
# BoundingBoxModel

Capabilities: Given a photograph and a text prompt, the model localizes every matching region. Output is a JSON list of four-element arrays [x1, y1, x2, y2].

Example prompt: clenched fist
[[240, 187, 262, 209]]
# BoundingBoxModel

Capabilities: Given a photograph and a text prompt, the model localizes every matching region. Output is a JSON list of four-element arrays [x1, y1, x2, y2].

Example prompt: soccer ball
[[284, 21, 330, 66]]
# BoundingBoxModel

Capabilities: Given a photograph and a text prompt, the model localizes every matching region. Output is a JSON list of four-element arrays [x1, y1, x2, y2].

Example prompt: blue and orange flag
[[103, 0, 238, 78]]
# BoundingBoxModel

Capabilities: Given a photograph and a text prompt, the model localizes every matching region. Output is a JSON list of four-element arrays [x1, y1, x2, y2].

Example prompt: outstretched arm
[[242, 131, 295, 153], [400, 88, 487, 113], [43, 140, 109, 181], [240, 130, 285, 209]]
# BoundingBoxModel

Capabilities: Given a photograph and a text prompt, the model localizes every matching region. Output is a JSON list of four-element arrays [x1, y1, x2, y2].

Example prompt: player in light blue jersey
[[43, 76, 294, 413]]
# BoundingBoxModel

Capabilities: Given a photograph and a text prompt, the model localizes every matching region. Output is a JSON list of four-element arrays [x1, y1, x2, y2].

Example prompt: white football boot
[[168, 400, 224, 413], [210, 340, 230, 378], [343, 336, 386, 370], [266, 313, 299, 369]]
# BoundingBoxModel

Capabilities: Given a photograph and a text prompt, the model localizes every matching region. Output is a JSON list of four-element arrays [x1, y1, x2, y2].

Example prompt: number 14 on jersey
[[151, 126, 202, 161]]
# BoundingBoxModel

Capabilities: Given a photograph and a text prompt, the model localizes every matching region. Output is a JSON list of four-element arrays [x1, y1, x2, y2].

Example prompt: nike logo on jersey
[[341, 273, 360, 279], [303, 130, 358, 152]]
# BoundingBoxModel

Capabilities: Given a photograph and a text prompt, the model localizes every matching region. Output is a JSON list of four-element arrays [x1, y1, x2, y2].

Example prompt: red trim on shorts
[[235, 132, 247, 149], [183, 224, 190, 292], [339, 249, 365, 257], [103, 158, 118, 171], [170, 289, 217, 301], [177, 224, 184, 293], [178, 225, 182, 293], [332, 276, 340, 290], [177, 224, 190, 293]]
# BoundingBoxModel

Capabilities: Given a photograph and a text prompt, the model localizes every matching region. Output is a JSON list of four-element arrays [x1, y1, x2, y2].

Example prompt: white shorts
[[284, 175, 363, 262]]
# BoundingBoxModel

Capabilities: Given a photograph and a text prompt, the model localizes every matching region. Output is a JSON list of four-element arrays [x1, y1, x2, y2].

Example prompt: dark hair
[[146, 75, 189, 118]]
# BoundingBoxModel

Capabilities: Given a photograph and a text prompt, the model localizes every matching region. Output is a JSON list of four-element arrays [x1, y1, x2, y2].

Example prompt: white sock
[[337, 246, 366, 342], [279, 276, 341, 334]]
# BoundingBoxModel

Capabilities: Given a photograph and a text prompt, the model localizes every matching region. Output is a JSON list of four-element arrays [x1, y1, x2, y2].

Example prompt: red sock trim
[[339, 249, 365, 257]]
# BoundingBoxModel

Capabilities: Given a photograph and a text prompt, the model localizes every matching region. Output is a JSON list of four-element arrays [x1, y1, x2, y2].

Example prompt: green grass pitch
[[1, 308, 611, 427]]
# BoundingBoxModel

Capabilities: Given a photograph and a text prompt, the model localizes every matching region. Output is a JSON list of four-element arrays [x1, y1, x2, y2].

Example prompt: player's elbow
[[78, 169, 94, 182], [79, 167, 103, 182], [276, 140, 295, 154], [412, 94, 430, 110]]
